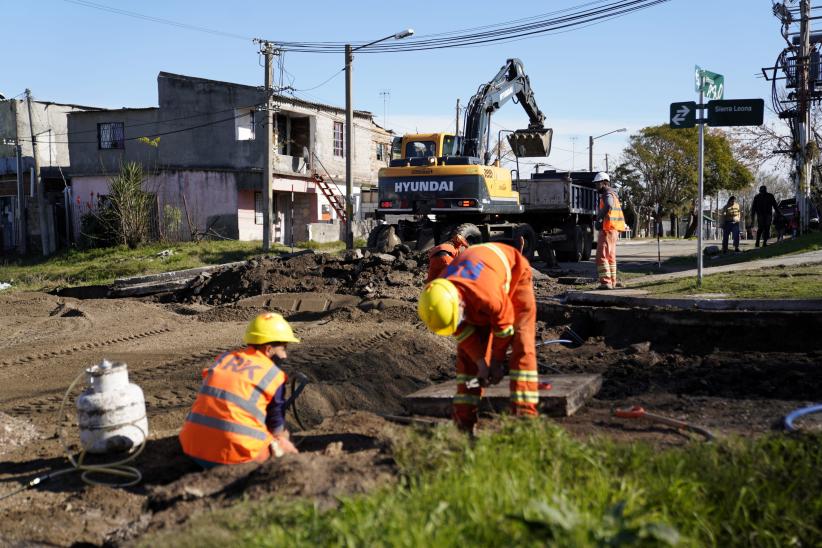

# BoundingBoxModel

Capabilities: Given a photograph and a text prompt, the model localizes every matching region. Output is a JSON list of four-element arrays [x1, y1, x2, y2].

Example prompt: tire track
[[0, 327, 173, 369]]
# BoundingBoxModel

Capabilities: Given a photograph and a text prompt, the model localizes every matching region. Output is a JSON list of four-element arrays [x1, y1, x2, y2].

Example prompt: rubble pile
[[183, 245, 429, 304]]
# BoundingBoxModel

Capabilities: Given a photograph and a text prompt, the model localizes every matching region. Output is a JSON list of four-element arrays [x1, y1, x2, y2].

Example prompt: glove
[[489, 358, 507, 385], [595, 221, 603, 231], [271, 431, 299, 456], [474, 358, 491, 388]]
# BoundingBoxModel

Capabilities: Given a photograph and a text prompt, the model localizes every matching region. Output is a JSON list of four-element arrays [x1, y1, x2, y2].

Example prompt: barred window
[[254, 191, 263, 224], [98, 122, 124, 149], [333, 121, 344, 157]]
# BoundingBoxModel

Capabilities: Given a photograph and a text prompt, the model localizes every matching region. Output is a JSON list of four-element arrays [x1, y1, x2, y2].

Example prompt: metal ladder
[[311, 154, 347, 221]]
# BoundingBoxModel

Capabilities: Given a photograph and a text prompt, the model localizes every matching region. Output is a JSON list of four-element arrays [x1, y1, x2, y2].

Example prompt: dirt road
[[0, 250, 818, 545]]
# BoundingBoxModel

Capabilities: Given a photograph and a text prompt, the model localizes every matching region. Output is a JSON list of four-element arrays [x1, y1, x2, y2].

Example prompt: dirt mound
[[0, 412, 39, 456], [183, 247, 429, 305]]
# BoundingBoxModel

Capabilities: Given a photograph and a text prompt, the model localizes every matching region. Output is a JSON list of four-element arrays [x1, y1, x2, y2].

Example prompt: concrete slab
[[403, 374, 602, 418], [563, 290, 822, 311]]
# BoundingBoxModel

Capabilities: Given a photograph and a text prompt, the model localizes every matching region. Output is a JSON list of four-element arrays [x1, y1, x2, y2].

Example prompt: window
[[98, 122, 124, 149], [276, 114, 289, 155], [376, 142, 384, 161], [405, 140, 436, 158], [235, 109, 256, 141], [254, 191, 263, 224], [333, 121, 344, 157]]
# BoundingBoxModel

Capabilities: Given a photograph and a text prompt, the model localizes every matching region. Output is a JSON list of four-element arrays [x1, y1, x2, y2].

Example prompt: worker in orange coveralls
[[425, 234, 470, 282], [594, 172, 627, 289], [418, 241, 538, 432], [179, 313, 300, 469]]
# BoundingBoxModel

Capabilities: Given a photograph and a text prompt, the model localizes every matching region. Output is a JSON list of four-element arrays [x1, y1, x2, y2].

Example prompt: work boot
[[597, 283, 614, 290]]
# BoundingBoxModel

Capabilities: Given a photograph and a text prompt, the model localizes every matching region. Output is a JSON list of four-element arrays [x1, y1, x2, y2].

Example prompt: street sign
[[669, 101, 696, 128], [706, 99, 764, 127], [695, 65, 724, 100]]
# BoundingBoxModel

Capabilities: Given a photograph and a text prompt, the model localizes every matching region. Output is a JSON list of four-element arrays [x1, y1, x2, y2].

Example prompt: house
[[0, 97, 101, 255], [67, 72, 393, 245]]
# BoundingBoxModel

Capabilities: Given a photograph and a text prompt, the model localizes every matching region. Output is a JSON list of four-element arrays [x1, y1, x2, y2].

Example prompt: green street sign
[[695, 65, 724, 100], [706, 99, 764, 127], [670, 101, 696, 128]]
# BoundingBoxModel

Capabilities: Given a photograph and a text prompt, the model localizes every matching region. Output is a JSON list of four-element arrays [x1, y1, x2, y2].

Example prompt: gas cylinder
[[76, 359, 148, 454]]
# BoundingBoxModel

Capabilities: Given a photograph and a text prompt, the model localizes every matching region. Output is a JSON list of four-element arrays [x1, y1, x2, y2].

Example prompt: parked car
[[776, 198, 820, 234]]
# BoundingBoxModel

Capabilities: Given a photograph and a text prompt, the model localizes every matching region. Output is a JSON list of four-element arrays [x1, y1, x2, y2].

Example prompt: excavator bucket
[[507, 128, 553, 158]]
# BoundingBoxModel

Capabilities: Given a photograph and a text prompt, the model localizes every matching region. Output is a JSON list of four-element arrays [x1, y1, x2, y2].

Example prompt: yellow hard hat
[[418, 279, 461, 336], [243, 312, 300, 345]]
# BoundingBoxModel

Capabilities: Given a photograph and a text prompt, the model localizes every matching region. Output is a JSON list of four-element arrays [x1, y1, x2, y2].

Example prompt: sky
[[2, 0, 795, 174]]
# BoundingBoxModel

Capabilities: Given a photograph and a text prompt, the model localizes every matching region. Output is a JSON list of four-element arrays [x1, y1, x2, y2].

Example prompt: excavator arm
[[462, 58, 551, 163]]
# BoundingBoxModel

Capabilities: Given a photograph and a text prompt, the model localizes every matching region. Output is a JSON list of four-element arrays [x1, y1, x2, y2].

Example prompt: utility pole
[[455, 98, 461, 137], [344, 43, 355, 249], [797, 0, 812, 234], [260, 41, 275, 251], [605, 153, 609, 172], [25, 89, 50, 256], [588, 135, 594, 172], [15, 141, 25, 254]]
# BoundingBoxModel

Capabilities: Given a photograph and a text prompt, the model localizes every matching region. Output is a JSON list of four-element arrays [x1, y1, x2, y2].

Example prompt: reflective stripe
[[250, 364, 283, 406], [509, 370, 539, 382], [494, 325, 515, 338], [510, 390, 541, 403], [454, 394, 481, 405], [474, 243, 512, 292], [185, 412, 269, 441], [199, 385, 266, 422], [454, 324, 476, 343]]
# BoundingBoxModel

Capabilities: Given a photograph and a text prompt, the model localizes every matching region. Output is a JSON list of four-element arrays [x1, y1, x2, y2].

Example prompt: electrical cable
[[0, 368, 145, 502]]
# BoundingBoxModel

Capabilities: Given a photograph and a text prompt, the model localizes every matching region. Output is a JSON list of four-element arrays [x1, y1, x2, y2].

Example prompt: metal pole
[[25, 89, 49, 256], [605, 153, 609, 172], [798, 0, 811, 234], [588, 135, 594, 172], [262, 42, 274, 251], [455, 98, 460, 137], [697, 87, 705, 288], [15, 142, 26, 254], [345, 44, 354, 249]]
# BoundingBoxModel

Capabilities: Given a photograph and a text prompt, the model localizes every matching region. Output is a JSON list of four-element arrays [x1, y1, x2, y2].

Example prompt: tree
[[616, 125, 753, 238]]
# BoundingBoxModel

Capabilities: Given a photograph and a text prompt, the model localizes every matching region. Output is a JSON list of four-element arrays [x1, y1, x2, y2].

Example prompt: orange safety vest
[[179, 347, 286, 465], [600, 189, 627, 232]]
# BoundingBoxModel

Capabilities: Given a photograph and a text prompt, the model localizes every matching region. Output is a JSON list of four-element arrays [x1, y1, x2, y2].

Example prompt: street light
[[588, 127, 626, 172], [345, 28, 414, 249]]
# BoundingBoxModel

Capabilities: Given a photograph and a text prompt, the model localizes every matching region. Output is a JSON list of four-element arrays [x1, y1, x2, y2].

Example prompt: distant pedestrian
[[593, 172, 627, 289], [751, 185, 779, 247], [721, 196, 741, 253]]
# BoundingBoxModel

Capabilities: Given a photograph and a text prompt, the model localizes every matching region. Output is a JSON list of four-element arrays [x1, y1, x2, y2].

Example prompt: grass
[[0, 239, 351, 293], [663, 231, 822, 269], [142, 420, 822, 547], [633, 264, 822, 299]]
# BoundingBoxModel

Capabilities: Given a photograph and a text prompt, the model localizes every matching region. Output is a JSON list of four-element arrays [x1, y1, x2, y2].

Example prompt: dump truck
[[367, 58, 597, 263]]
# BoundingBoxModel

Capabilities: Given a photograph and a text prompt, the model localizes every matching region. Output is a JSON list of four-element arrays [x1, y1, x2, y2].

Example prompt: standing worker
[[721, 196, 741, 254], [418, 241, 538, 433], [179, 313, 301, 468], [751, 185, 780, 247], [426, 234, 470, 282], [593, 172, 627, 289]]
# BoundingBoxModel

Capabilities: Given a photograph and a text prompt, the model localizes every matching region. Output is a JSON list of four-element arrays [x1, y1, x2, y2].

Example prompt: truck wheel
[[581, 226, 593, 261], [512, 223, 537, 260], [450, 223, 483, 245], [556, 226, 583, 262], [536, 240, 557, 267]]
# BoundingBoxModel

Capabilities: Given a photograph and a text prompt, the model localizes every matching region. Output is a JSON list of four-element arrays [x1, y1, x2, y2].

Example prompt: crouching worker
[[418, 242, 538, 433], [426, 234, 470, 282], [179, 313, 300, 469]]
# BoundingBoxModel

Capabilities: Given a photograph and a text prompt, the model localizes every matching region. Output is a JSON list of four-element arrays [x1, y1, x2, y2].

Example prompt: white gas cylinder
[[76, 359, 148, 454]]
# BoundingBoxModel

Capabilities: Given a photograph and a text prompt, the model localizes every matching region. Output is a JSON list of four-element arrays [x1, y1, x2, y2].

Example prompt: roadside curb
[[564, 289, 822, 312]]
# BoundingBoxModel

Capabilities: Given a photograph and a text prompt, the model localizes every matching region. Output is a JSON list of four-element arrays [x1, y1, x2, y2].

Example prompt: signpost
[[670, 67, 763, 288]]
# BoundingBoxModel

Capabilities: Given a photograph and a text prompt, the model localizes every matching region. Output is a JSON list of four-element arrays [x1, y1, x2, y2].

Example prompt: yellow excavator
[[369, 58, 597, 262]]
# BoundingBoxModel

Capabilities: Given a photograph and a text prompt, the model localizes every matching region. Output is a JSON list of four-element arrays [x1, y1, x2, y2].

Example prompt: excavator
[[369, 58, 554, 256]]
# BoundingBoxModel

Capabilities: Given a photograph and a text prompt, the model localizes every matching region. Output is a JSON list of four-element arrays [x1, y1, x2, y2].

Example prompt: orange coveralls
[[426, 242, 460, 282], [444, 242, 538, 429]]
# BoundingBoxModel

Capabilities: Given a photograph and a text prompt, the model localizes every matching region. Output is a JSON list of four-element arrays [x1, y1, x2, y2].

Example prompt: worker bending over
[[594, 172, 627, 289], [418, 242, 538, 432], [426, 234, 469, 282], [179, 313, 300, 468]]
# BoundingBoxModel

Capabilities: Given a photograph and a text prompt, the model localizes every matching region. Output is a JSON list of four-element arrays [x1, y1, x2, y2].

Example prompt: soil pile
[[182, 247, 565, 306], [0, 412, 39, 457]]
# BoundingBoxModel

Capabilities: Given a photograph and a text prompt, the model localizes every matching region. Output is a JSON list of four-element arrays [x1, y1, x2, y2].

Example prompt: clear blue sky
[[4, 0, 788, 172]]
